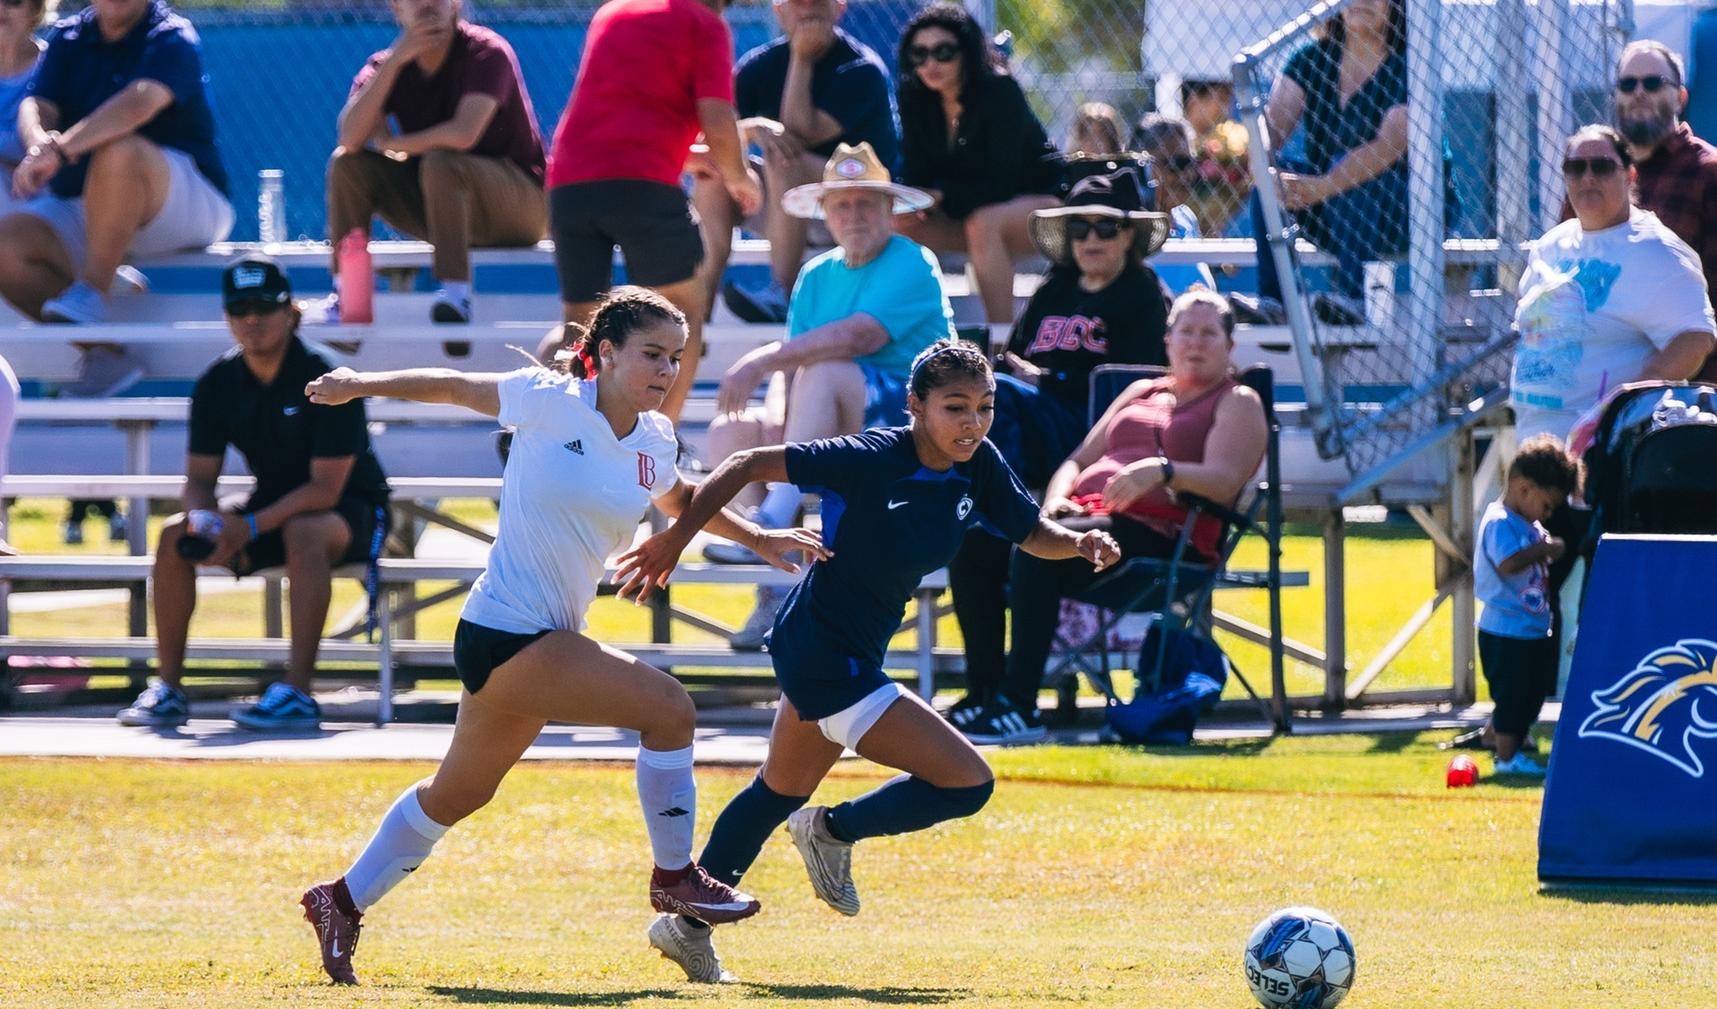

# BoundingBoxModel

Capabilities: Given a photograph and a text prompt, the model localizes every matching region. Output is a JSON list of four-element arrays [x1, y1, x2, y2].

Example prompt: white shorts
[[816, 680, 910, 751], [18, 146, 234, 271]]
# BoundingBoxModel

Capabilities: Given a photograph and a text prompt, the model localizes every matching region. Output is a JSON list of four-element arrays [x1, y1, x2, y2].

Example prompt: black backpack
[[1582, 382, 1717, 543]]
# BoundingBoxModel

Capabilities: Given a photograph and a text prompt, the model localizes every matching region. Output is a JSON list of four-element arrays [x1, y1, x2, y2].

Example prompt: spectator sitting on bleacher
[[1067, 101, 1126, 157], [1132, 113, 1219, 294], [945, 166, 1170, 729], [964, 291, 1265, 744], [1234, 0, 1457, 328], [697, 0, 900, 325], [329, 0, 547, 325], [700, 141, 951, 646], [545, 0, 761, 423], [892, 3, 1061, 325], [0, 0, 232, 325], [0, 0, 48, 221], [116, 257, 391, 733]]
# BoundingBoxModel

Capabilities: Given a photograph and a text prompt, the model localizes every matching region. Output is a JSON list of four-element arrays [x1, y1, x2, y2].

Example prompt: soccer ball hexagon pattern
[[1242, 906, 1357, 1009]]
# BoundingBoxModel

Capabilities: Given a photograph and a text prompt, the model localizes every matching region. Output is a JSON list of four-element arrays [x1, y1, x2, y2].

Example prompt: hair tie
[[909, 343, 968, 387]]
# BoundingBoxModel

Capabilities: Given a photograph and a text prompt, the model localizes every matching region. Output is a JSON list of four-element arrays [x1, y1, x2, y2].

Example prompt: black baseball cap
[[222, 255, 292, 312]]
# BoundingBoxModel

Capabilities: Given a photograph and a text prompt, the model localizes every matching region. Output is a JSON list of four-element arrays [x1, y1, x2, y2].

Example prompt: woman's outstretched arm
[[305, 366, 505, 417]]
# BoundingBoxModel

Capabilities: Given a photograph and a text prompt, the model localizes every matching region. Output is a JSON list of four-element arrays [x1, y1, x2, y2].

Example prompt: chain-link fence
[[1232, 0, 1628, 476], [55, 1, 1633, 479]]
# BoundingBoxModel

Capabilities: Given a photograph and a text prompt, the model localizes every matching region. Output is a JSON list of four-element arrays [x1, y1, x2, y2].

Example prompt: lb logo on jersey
[[1578, 638, 1717, 778], [956, 495, 973, 520], [636, 452, 657, 490]]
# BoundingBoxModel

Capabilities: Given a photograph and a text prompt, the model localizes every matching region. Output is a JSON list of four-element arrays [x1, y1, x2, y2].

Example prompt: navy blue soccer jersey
[[770, 427, 1041, 719]]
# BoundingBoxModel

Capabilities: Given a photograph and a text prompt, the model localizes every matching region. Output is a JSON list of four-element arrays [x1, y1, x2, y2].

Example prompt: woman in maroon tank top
[[961, 290, 1268, 743]]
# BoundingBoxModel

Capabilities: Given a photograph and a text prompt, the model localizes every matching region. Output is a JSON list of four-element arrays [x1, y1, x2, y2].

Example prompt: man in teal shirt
[[703, 142, 953, 641]]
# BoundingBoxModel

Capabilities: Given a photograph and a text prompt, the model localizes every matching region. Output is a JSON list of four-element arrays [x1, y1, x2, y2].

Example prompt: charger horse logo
[[1578, 638, 1717, 778]]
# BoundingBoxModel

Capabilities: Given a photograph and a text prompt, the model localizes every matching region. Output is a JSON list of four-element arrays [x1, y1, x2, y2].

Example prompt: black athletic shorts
[[548, 179, 704, 303], [453, 618, 550, 695], [230, 494, 389, 576]]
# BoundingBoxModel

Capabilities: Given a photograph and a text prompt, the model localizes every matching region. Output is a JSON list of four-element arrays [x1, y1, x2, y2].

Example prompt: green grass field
[[7, 498, 1467, 702], [3, 736, 1710, 1008]]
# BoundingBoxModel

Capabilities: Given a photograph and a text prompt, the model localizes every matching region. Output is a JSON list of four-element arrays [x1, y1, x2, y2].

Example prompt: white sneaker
[[41, 282, 108, 325], [1492, 752, 1547, 777], [729, 586, 787, 651], [786, 806, 859, 916], [647, 914, 736, 983], [63, 345, 144, 398]]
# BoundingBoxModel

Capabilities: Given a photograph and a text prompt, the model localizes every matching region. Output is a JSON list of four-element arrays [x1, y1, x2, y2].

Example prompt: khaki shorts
[[18, 146, 234, 271]]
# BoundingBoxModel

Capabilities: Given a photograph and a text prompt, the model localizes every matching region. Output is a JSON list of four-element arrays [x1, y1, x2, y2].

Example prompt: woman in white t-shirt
[[1512, 124, 1717, 450], [291, 287, 826, 986]]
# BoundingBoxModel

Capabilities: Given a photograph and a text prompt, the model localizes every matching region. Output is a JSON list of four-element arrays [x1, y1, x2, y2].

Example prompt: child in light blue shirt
[[1473, 434, 1579, 776]]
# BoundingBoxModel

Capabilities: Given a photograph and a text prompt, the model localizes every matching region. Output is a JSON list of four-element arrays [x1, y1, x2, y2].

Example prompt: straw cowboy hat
[[1029, 166, 1172, 267], [781, 142, 934, 220]]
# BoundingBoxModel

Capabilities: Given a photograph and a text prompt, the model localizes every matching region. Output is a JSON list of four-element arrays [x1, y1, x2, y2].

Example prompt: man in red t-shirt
[[546, 0, 760, 421], [328, 0, 547, 324]]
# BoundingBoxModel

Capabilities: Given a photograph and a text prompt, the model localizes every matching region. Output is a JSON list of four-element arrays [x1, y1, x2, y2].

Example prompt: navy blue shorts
[[767, 619, 893, 722], [453, 618, 549, 695]]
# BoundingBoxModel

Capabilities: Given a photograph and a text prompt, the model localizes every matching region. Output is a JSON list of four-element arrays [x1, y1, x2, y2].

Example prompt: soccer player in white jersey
[[294, 286, 827, 985]]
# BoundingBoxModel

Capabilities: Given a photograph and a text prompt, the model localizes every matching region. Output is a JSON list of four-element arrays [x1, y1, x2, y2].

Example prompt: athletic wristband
[[1159, 458, 1176, 487], [245, 513, 259, 540]]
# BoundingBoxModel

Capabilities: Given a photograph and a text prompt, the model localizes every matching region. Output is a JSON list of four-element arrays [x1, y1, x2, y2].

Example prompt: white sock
[[636, 744, 696, 869], [343, 784, 450, 911], [440, 280, 471, 302], [755, 483, 801, 529]]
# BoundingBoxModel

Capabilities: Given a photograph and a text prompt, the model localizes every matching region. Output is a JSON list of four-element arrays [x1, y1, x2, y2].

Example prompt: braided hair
[[553, 285, 687, 379]]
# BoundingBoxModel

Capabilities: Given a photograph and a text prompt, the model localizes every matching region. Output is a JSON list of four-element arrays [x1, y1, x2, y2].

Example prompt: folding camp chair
[[1042, 363, 1291, 733]]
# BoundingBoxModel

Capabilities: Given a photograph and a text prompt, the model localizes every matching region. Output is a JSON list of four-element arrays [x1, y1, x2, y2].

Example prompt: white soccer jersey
[[460, 367, 679, 634]]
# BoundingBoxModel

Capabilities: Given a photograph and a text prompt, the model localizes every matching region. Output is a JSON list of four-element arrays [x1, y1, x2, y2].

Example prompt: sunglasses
[[1562, 157, 1623, 178], [906, 42, 960, 68], [1617, 75, 1676, 94], [1066, 218, 1128, 241], [227, 298, 286, 318]]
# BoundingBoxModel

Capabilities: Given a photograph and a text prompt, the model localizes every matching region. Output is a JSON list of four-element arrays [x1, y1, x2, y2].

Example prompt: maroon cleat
[[300, 879, 363, 984], [649, 864, 761, 925]]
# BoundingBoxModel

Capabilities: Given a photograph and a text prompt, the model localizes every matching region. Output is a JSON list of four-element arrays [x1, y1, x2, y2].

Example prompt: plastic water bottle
[[337, 228, 374, 324], [1364, 261, 1394, 330], [257, 169, 286, 246]]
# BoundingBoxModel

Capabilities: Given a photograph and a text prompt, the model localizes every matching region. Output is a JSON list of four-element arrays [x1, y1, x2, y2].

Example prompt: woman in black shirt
[[894, 3, 1060, 325], [947, 166, 1171, 731]]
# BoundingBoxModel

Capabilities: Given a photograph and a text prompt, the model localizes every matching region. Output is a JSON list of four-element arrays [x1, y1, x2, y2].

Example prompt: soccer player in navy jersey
[[615, 338, 1121, 980]]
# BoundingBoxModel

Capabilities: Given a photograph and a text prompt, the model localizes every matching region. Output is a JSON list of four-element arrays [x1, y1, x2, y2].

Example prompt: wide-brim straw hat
[[781, 142, 934, 220], [1029, 166, 1171, 267]]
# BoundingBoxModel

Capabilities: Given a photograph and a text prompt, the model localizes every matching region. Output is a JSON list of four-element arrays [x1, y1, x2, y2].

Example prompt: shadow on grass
[[739, 982, 973, 1003], [1363, 730, 1427, 754], [426, 986, 686, 1006], [1540, 886, 1717, 906]]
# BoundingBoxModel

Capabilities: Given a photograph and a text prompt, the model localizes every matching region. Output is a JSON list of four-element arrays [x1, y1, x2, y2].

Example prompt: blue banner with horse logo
[[1539, 535, 1717, 886]]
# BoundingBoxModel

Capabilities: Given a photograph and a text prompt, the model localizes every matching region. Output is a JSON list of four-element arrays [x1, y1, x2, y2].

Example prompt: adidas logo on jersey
[[563, 439, 584, 455]]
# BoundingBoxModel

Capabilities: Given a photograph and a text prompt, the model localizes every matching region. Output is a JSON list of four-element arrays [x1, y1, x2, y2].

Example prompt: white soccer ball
[[1242, 906, 1356, 1009]]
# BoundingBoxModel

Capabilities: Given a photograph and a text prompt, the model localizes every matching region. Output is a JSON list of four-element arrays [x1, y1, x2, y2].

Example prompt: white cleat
[[786, 806, 859, 916], [648, 913, 736, 983]]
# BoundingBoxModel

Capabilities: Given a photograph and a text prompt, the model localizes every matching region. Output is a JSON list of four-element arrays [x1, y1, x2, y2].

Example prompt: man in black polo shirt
[[117, 257, 390, 731]]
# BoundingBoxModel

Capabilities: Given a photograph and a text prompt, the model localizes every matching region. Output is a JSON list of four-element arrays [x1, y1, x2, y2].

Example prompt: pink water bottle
[[337, 228, 373, 324]]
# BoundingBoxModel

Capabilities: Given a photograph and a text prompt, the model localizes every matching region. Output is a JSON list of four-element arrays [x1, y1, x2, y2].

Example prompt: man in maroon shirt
[[327, 0, 547, 324], [1611, 41, 1717, 378]]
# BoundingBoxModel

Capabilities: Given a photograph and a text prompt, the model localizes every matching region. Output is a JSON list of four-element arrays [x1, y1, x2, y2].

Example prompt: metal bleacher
[[0, 230, 1490, 718]]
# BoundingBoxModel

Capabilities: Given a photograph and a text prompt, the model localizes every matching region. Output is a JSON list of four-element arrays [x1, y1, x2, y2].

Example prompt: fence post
[[1406, 0, 1446, 436], [1494, 0, 1532, 294]]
